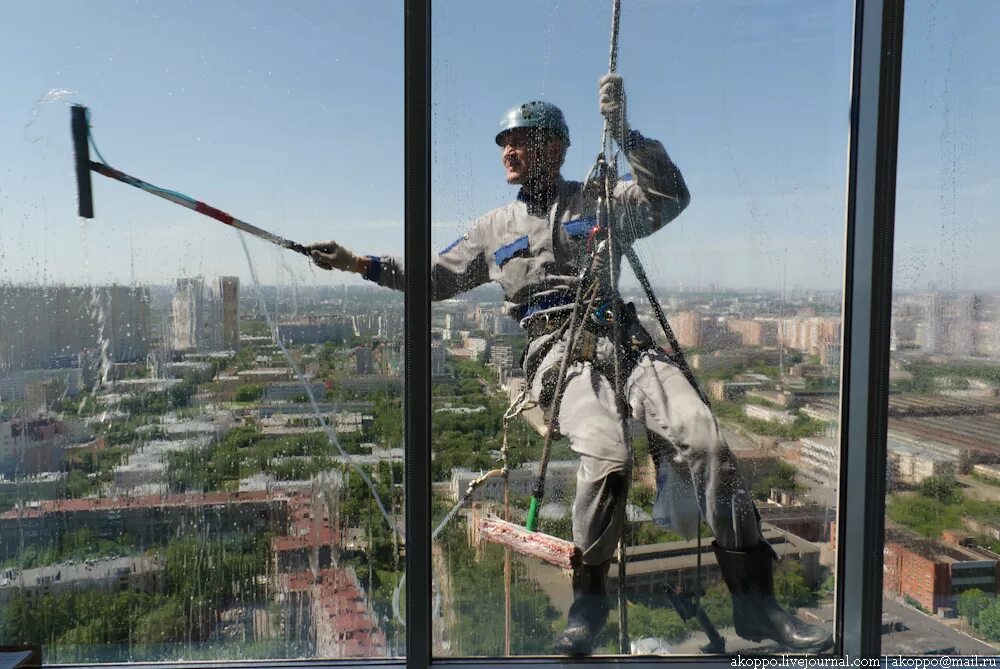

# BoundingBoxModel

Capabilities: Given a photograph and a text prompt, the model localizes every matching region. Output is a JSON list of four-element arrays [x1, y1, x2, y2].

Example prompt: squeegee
[[71, 105, 310, 256]]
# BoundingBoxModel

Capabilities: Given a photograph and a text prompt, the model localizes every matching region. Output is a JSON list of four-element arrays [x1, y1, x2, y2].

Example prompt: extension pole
[[71, 105, 310, 256], [91, 162, 311, 255]]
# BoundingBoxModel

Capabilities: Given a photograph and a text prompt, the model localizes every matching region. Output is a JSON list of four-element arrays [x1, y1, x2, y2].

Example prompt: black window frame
[[39, 0, 905, 667]]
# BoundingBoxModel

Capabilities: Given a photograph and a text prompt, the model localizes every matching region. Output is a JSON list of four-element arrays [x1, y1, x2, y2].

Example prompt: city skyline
[[4, 258, 1000, 656]]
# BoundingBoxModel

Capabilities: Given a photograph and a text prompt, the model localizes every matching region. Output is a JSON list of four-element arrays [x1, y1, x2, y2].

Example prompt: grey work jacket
[[361, 130, 690, 324]]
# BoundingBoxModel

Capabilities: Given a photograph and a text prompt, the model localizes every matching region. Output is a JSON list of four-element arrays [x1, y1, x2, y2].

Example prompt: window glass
[[431, 0, 850, 657], [0, 2, 403, 662], [885, 1, 1000, 654]]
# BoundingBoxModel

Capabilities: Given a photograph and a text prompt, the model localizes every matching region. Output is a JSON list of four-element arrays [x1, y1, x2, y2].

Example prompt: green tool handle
[[525, 496, 540, 532]]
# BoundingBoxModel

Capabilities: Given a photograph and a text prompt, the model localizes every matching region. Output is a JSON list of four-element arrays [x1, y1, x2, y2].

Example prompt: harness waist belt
[[518, 292, 576, 319]]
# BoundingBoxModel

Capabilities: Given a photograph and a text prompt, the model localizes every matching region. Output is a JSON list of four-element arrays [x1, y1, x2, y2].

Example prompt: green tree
[[917, 475, 961, 504], [701, 581, 733, 629], [65, 470, 97, 498], [438, 522, 559, 656], [975, 598, 1000, 641], [958, 589, 991, 628], [134, 600, 187, 644], [636, 524, 683, 545], [774, 560, 814, 611], [752, 462, 802, 501], [820, 570, 836, 595], [234, 384, 264, 402], [627, 601, 689, 644]]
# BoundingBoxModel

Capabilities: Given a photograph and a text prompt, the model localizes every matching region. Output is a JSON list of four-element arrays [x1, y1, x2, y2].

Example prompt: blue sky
[[0, 1, 997, 291]]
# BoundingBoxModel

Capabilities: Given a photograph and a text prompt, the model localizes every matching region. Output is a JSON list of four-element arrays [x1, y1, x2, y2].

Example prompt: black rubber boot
[[553, 561, 611, 656], [713, 541, 832, 652]]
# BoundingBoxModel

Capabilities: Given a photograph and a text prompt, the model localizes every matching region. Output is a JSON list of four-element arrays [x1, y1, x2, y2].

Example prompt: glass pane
[[0, 2, 403, 662], [885, 1, 1000, 654], [431, 0, 850, 658]]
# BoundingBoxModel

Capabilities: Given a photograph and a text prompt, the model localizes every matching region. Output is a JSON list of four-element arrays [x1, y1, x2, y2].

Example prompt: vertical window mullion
[[405, 0, 432, 667], [837, 0, 905, 657]]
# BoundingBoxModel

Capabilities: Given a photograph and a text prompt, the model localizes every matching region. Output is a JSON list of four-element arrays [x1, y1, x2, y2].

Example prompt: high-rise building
[[104, 285, 151, 363], [171, 277, 206, 351], [493, 315, 522, 336], [673, 311, 702, 348], [171, 276, 239, 352], [726, 319, 779, 347], [0, 284, 149, 373], [431, 343, 448, 377], [921, 292, 980, 356], [216, 276, 240, 351], [444, 312, 465, 331], [779, 316, 841, 354], [951, 294, 976, 357], [923, 292, 945, 354]]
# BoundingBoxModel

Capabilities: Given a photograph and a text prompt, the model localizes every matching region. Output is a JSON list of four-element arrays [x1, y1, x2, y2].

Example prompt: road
[[643, 598, 999, 656]]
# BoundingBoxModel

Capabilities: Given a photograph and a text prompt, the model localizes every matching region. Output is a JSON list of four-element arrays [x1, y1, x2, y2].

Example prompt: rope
[[236, 231, 402, 539], [500, 391, 540, 654], [599, 0, 629, 653], [84, 109, 111, 167], [504, 480, 511, 655], [601, 0, 623, 159], [608, 0, 622, 74], [433, 391, 537, 653], [431, 391, 537, 542]]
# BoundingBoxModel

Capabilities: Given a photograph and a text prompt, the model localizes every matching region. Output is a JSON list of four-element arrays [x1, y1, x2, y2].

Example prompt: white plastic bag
[[652, 459, 702, 539]]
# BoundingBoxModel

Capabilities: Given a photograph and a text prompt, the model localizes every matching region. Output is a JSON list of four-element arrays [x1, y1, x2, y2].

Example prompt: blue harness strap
[[519, 291, 576, 319]]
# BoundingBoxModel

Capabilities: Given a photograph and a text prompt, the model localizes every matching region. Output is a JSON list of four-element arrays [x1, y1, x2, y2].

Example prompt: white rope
[[237, 232, 401, 540]]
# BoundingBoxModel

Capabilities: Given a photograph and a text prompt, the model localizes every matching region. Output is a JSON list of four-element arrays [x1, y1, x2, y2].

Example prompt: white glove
[[599, 73, 630, 145], [304, 239, 362, 273]]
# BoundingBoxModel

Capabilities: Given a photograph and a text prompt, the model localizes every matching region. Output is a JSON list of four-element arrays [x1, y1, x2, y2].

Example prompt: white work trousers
[[527, 332, 764, 566]]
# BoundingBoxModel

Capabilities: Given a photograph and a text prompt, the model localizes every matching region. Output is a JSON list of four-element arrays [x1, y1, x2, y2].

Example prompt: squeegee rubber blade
[[71, 105, 94, 218]]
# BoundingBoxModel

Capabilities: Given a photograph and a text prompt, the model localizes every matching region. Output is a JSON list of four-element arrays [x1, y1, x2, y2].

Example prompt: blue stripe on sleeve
[[494, 235, 529, 267], [439, 236, 464, 255]]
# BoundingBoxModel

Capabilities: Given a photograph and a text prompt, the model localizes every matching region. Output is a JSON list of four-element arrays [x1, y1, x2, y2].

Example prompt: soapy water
[[24, 88, 76, 144]]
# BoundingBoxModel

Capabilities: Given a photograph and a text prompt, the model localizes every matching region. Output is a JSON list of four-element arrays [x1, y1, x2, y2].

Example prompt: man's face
[[499, 128, 565, 186]]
